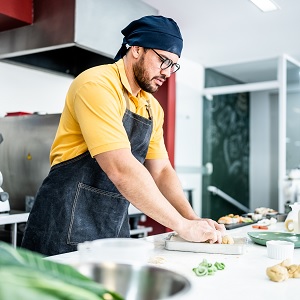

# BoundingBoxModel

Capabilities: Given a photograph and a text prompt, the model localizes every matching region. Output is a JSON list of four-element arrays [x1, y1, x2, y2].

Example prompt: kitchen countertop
[[0, 210, 29, 247], [48, 222, 300, 300]]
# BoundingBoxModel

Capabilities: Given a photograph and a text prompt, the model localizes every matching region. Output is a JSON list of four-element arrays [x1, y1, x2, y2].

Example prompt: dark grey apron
[[21, 91, 153, 256]]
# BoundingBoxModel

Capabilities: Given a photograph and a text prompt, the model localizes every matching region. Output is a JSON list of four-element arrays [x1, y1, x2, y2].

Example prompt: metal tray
[[224, 222, 255, 230], [164, 233, 247, 255]]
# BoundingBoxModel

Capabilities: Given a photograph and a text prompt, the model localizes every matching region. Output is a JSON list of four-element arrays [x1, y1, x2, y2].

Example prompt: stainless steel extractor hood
[[0, 0, 157, 76]]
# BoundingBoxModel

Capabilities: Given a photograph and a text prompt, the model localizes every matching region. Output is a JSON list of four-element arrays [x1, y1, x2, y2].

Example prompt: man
[[22, 15, 226, 256]]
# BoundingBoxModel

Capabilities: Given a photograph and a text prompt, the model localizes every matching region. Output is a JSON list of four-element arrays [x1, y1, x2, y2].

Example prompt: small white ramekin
[[266, 240, 294, 260]]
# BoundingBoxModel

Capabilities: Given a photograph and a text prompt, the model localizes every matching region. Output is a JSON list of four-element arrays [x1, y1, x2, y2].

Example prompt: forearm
[[95, 149, 226, 243], [95, 150, 186, 232]]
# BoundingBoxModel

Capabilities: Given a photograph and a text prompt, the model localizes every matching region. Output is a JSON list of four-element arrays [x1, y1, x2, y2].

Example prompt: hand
[[201, 218, 227, 236], [177, 219, 225, 244]]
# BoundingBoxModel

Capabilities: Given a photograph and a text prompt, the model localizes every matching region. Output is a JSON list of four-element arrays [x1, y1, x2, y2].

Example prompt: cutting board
[[164, 233, 247, 255]]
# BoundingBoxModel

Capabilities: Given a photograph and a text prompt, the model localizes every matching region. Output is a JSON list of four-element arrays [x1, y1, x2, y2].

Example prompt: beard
[[133, 55, 165, 94]]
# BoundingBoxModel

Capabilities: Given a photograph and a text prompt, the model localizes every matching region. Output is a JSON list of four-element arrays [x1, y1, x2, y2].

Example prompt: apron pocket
[[67, 182, 130, 245]]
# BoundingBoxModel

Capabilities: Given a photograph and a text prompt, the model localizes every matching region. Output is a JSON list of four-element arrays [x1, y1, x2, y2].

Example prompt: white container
[[266, 240, 294, 260], [78, 238, 154, 265], [285, 202, 300, 233], [299, 209, 300, 234]]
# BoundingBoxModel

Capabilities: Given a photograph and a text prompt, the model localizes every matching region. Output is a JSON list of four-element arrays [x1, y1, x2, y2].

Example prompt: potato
[[266, 264, 289, 282]]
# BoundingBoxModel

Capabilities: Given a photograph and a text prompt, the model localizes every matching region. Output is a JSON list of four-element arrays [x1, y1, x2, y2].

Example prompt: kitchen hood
[[0, 0, 157, 76]]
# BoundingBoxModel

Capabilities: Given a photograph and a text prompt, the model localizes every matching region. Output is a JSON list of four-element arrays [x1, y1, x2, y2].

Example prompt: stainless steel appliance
[[0, 172, 10, 213], [0, 115, 147, 235], [0, 114, 60, 211], [0, 134, 10, 213]]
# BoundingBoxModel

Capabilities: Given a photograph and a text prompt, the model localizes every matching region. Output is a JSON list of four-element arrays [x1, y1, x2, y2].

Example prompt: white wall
[[175, 57, 204, 216], [0, 62, 73, 116], [250, 91, 272, 210]]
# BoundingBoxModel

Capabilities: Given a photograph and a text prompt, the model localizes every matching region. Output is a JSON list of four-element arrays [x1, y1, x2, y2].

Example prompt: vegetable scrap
[[192, 259, 225, 277], [252, 217, 277, 229], [252, 225, 269, 230]]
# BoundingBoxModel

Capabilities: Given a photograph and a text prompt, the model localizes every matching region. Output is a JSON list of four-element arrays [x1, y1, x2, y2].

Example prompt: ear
[[131, 46, 141, 58]]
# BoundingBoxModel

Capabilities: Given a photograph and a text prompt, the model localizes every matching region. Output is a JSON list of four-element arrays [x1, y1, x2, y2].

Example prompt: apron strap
[[145, 100, 153, 120], [123, 90, 153, 120]]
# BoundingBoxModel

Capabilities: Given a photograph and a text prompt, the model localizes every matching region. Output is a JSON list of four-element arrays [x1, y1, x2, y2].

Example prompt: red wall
[[154, 74, 176, 167], [141, 74, 176, 234], [0, 0, 33, 32]]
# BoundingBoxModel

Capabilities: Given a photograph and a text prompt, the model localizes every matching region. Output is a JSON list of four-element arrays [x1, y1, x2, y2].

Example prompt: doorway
[[201, 55, 300, 218], [202, 70, 250, 219]]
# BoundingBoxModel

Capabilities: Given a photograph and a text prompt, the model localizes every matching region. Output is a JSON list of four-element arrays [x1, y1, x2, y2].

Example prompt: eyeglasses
[[151, 49, 180, 73]]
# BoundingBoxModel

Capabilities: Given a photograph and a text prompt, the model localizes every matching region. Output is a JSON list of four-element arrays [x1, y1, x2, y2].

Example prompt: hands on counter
[[177, 218, 226, 244]]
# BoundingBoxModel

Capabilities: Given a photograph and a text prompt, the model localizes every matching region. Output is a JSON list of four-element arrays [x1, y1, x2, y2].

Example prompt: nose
[[160, 67, 172, 78]]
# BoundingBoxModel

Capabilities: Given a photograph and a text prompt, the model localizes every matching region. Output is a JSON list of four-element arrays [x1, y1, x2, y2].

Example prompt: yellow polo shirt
[[50, 59, 168, 166]]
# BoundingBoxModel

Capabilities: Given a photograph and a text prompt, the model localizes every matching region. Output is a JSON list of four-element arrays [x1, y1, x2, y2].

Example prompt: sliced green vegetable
[[214, 262, 225, 270], [207, 265, 217, 275], [192, 259, 226, 277], [192, 265, 208, 276]]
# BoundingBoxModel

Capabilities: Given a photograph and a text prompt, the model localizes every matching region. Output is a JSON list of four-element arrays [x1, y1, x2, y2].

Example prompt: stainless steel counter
[[0, 210, 29, 247]]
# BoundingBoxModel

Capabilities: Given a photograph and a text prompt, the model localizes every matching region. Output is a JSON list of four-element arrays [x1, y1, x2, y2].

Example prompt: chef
[[22, 15, 226, 256]]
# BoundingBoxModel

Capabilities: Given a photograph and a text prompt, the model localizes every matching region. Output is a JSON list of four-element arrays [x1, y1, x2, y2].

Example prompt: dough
[[222, 235, 234, 244], [266, 259, 300, 281], [287, 264, 300, 278], [266, 264, 289, 282]]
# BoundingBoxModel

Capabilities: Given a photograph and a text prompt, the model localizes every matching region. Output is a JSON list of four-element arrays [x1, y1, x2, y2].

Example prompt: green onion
[[192, 259, 226, 277], [214, 262, 225, 270], [192, 265, 208, 276]]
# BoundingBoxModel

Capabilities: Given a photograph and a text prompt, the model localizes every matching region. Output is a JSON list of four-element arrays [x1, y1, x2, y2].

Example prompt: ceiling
[[142, 0, 300, 83]]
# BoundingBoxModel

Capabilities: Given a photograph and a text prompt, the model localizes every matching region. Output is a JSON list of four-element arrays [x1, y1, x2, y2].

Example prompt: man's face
[[133, 48, 179, 93]]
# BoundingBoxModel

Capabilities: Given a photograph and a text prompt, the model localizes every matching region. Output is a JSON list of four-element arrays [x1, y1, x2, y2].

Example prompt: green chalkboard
[[202, 69, 250, 220]]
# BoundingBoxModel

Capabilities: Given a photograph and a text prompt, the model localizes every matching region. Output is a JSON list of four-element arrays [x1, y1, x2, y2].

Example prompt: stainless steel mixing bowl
[[75, 262, 191, 300]]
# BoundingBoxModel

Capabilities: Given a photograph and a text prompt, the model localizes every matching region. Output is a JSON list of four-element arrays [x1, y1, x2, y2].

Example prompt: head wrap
[[114, 15, 183, 61]]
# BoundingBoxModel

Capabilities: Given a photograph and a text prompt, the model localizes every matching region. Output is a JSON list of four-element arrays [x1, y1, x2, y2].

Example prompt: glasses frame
[[151, 49, 180, 73]]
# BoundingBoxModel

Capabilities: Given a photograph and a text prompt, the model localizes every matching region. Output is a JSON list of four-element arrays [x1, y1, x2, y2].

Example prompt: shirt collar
[[115, 59, 132, 94]]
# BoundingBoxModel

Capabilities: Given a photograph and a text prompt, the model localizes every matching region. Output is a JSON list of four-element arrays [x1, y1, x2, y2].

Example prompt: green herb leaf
[[0, 242, 123, 300]]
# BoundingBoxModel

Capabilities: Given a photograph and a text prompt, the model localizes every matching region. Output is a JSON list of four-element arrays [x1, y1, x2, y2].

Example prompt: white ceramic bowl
[[78, 238, 154, 265], [266, 240, 294, 260]]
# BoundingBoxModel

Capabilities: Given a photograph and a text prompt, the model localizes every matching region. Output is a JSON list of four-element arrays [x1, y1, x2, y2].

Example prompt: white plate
[[164, 233, 247, 255]]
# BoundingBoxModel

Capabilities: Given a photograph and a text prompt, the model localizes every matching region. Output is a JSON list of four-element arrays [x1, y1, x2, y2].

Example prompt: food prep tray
[[224, 222, 255, 230], [164, 233, 247, 255]]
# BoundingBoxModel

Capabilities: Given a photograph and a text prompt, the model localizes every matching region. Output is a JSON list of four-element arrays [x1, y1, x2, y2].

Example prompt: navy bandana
[[114, 15, 183, 61]]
